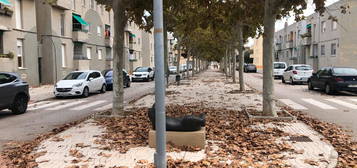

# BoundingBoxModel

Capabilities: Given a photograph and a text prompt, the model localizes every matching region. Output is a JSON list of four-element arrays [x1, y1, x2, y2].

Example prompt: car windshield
[[135, 67, 149, 72], [63, 72, 88, 80], [296, 66, 312, 70], [105, 71, 113, 77], [274, 63, 286, 69], [333, 68, 357, 75], [169, 66, 176, 69]]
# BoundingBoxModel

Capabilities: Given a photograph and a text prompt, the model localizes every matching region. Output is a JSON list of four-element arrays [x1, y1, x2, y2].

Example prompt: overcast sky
[[246, 0, 339, 47]]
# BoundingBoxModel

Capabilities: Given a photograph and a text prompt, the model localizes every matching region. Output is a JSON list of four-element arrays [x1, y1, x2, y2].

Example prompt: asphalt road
[[0, 75, 179, 151], [245, 72, 357, 140]]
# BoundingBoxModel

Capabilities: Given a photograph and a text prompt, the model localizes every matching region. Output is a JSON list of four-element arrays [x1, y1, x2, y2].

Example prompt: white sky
[[246, 0, 339, 47]]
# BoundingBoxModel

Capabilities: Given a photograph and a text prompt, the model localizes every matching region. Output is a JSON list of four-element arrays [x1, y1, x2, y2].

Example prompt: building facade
[[274, 0, 357, 71], [0, 0, 153, 86], [251, 36, 263, 70]]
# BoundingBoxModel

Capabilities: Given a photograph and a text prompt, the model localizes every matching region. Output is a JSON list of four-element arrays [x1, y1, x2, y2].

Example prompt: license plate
[[348, 85, 357, 88]]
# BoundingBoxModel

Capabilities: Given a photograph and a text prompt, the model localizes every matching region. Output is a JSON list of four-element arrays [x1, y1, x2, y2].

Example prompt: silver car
[[282, 64, 313, 85]]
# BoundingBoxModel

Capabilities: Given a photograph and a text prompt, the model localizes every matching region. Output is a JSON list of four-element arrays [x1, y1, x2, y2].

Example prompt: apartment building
[[274, 0, 357, 71], [0, 0, 153, 86], [251, 36, 263, 70]]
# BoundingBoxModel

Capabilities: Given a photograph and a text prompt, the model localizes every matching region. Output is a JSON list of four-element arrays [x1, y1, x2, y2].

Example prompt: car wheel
[[100, 84, 106, 93], [11, 95, 28, 115], [290, 78, 295, 85], [282, 77, 286, 84], [82, 87, 89, 98], [126, 81, 131, 87], [325, 84, 334, 95], [308, 81, 314, 90]]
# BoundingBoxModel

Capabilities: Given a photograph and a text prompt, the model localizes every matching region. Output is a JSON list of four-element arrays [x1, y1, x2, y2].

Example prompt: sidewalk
[[29, 85, 54, 103], [2, 69, 356, 168]]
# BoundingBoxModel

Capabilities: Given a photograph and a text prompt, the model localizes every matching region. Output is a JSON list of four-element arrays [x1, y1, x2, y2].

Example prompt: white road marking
[[28, 101, 68, 111], [28, 101, 51, 108], [70, 100, 106, 111], [279, 99, 308, 110], [94, 103, 113, 111], [301, 98, 337, 110], [46, 101, 87, 110], [326, 99, 357, 109]]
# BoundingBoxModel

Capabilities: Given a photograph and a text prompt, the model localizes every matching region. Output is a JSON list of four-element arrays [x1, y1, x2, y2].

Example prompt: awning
[[306, 24, 312, 28], [0, 0, 11, 6], [73, 14, 89, 26], [129, 32, 136, 38]]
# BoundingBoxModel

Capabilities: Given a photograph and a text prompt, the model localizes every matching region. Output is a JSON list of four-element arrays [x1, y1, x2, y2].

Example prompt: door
[[283, 66, 293, 81], [0, 73, 18, 108], [316, 68, 330, 88], [93, 72, 102, 90], [87, 72, 96, 92]]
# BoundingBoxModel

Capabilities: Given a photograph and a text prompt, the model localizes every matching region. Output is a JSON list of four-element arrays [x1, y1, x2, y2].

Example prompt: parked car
[[180, 64, 187, 72], [103, 69, 131, 90], [282, 64, 313, 84], [0, 72, 29, 114], [308, 67, 357, 94], [54, 70, 106, 98], [169, 66, 178, 74], [132, 67, 155, 82], [244, 64, 257, 73], [274, 62, 287, 79]]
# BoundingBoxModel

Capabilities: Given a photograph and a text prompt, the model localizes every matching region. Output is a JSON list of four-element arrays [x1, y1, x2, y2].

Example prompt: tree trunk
[[192, 55, 195, 77], [112, 0, 126, 116], [176, 43, 181, 76], [263, 0, 277, 116], [232, 47, 236, 83], [224, 48, 227, 76], [237, 23, 245, 91]]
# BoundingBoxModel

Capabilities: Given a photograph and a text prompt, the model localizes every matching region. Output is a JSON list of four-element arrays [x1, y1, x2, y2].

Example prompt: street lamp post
[[153, 0, 166, 167]]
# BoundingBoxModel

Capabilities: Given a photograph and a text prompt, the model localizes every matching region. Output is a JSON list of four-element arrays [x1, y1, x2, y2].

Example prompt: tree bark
[[192, 55, 195, 77], [112, 0, 126, 116], [176, 43, 181, 76], [263, 0, 277, 116], [237, 23, 245, 91]]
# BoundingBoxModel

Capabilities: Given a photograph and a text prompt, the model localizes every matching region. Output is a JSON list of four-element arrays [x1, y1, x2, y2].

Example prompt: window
[[321, 21, 326, 33], [331, 43, 337, 56], [332, 20, 337, 31], [97, 49, 102, 60], [0, 31, 3, 54], [61, 44, 66, 67], [0, 74, 17, 85], [15, 0, 23, 29], [97, 26, 101, 36], [90, 0, 94, 9], [138, 38, 140, 45], [60, 14, 65, 36], [321, 45, 325, 56], [17, 39, 24, 68], [86, 47, 92, 59]]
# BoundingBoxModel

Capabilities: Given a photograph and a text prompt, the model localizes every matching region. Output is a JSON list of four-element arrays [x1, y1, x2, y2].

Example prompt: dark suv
[[0, 72, 30, 114]]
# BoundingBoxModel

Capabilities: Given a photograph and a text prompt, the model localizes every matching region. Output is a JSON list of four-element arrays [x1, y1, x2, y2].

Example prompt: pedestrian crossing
[[279, 98, 357, 111], [28, 100, 112, 112]]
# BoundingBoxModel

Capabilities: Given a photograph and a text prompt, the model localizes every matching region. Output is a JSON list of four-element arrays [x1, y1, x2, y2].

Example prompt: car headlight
[[73, 82, 83, 87]]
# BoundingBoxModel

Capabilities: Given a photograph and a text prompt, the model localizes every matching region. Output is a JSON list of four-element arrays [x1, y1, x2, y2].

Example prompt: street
[[245, 72, 357, 140], [0, 81, 156, 151]]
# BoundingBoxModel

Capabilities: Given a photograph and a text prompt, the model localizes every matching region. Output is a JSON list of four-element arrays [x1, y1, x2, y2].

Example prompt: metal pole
[[153, 0, 166, 167]]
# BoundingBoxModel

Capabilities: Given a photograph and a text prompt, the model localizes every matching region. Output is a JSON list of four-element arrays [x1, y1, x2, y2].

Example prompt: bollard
[[175, 74, 181, 85]]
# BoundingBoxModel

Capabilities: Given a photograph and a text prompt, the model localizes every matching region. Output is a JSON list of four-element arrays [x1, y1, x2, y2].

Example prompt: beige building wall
[[251, 36, 263, 70]]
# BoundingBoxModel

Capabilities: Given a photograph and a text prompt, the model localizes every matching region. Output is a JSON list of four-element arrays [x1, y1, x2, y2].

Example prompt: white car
[[132, 67, 155, 82], [274, 62, 287, 79], [169, 66, 177, 74], [54, 70, 106, 98], [282, 64, 313, 84], [180, 64, 187, 72]]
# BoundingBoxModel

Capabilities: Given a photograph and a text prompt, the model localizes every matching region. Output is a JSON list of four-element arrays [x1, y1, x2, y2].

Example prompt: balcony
[[52, 0, 71, 10], [302, 37, 312, 46], [72, 31, 88, 42], [104, 37, 112, 47], [276, 43, 282, 50], [285, 41, 293, 49], [129, 42, 134, 50]]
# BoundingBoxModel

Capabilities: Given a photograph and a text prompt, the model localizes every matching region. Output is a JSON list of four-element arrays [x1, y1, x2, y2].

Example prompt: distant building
[[274, 0, 357, 71], [251, 36, 263, 70], [0, 0, 153, 86]]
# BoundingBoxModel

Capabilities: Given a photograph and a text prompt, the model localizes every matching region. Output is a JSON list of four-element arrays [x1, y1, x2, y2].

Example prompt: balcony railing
[[276, 43, 282, 50], [302, 37, 312, 46]]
